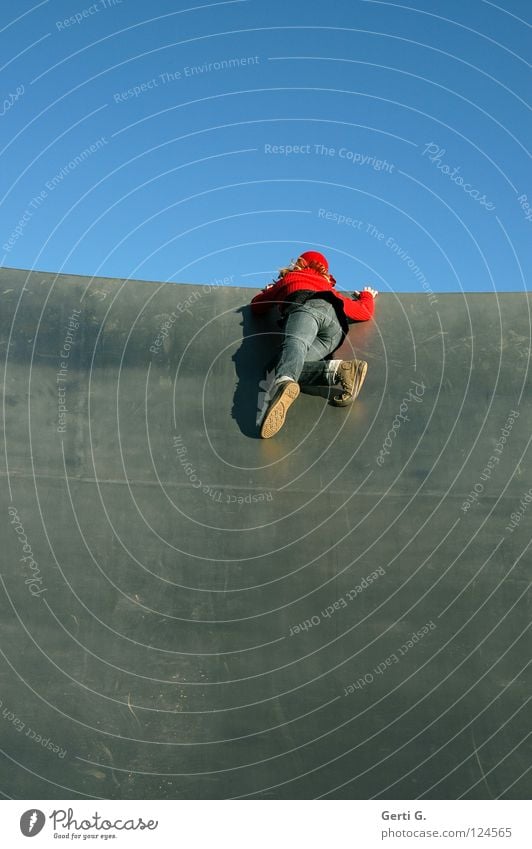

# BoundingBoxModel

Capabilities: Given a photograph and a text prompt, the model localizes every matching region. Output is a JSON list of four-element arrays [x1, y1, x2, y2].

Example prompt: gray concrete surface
[[0, 267, 530, 799]]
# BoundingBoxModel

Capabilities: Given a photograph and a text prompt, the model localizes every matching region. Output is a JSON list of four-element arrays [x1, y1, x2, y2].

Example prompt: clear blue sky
[[1, 0, 531, 294]]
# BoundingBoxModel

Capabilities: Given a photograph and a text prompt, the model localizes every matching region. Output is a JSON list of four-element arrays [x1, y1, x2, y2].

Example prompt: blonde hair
[[276, 256, 333, 283]]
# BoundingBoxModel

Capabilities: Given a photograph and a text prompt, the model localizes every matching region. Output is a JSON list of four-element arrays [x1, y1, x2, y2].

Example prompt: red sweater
[[250, 267, 375, 322]]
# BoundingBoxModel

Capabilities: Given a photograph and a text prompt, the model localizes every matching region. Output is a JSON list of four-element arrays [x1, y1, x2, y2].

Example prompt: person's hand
[[264, 283, 275, 291], [362, 286, 378, 298]]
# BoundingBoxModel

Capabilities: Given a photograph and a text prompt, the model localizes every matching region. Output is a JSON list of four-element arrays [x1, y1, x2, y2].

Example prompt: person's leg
[[297, 302, 368, 405], [262, 299, 342, 391], [270, 301, 324, 384], [297, 301, 344, 387], [258, 300, 366, 436], [258, 300, 327, 437]]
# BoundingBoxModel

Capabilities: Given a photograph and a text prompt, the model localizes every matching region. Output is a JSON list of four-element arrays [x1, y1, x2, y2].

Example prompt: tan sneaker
[[260, 380, 300, 438], [331, 359, 368, 406]]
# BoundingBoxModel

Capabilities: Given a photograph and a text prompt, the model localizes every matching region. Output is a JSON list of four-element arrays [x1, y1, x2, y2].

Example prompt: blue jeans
[[269, 298, 344, 386]]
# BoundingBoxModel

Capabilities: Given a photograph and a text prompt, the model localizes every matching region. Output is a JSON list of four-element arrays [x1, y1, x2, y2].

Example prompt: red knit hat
[[298, 250, 329, 271]]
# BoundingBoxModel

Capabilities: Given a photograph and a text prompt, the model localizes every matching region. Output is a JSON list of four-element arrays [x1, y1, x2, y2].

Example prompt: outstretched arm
[[336, 286, 378, 321]]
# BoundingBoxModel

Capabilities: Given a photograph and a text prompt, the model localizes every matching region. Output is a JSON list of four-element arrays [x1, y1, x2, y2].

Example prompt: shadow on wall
[[231, 305, 277, 439]]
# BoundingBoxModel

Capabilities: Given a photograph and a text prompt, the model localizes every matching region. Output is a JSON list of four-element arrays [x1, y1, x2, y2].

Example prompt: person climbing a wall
[[250, 250, 378, 438]]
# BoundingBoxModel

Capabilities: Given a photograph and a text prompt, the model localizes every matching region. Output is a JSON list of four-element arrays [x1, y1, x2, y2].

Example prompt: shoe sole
[[331, 360, 368, 407], [260, 381, 300, 438]]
